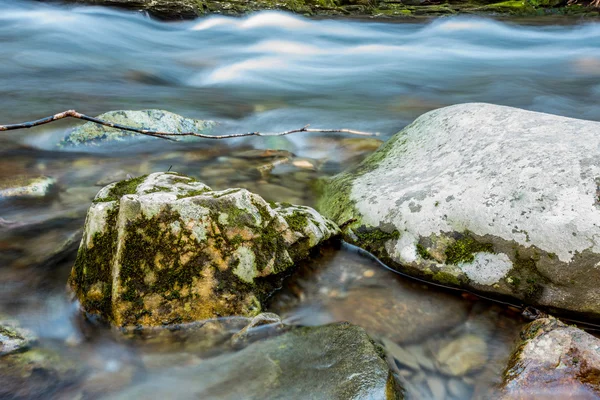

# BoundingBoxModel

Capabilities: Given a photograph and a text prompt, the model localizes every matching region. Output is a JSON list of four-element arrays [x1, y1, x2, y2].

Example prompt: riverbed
[[1, 1, 600, 398]]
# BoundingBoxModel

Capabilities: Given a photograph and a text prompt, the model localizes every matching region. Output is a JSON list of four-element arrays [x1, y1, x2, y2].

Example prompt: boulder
[[60, 109, 215, 147], [318, 103, 600, 318], [112, 322, 402, 399], [69, 172, 338, 328], [499, 317, 600, 399]]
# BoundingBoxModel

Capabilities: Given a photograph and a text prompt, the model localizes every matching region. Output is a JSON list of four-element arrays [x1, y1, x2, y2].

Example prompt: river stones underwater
[[0, 317, 82, 399], [111, 322, 401, 400], [60, 109, 215, 147], [498, 316, 600, 399], [318, 103, 600, 319], [69, 172, 339, 328]]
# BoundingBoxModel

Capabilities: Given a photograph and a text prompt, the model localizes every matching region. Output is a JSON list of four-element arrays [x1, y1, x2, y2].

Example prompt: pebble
[[381, 338, 420, 371], [426, 376, 447, 400], [448, 378, 472, 399], [433, 334, 488, 376]]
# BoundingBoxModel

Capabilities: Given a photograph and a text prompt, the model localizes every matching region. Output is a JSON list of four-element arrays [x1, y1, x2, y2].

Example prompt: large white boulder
[[318, 103, 600, 317]]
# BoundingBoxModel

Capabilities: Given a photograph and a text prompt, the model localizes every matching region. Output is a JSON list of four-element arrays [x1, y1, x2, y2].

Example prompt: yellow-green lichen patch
[[444, 233, 494, 265], [416, 242, 434, 260], [432, 270, 462, 286], [94, 175, 147, 203]]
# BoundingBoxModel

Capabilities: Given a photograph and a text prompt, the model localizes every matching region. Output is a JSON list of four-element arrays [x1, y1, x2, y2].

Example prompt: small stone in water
[[434, 334, 488, 376], [363, 269, 375, 278], [426, 376, 447, 400], [447, 378, 472, 399], [292, 159, 316, 170], [381, 337, 420, 371]]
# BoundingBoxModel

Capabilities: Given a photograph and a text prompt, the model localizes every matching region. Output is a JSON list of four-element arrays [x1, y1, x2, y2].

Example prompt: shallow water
[[1, 1, 600, 399]]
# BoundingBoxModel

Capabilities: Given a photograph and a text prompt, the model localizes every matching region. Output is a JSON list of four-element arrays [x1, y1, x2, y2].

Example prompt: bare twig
[[0, 110, 378, 141]]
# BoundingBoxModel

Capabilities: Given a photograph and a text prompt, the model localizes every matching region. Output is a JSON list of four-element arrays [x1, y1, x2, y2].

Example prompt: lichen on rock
[[318, 103, 600, 318], [498, 316, 600, 398], [69, 172, 339, 328], [59, 109, 216, 147]]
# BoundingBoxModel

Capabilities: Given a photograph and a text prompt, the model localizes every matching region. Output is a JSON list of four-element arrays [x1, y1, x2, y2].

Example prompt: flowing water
[[1, 1, 600, 398]]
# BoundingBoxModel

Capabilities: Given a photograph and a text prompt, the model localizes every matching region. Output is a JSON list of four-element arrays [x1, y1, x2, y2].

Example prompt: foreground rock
[[0, 318, 81, 399], [499, 317, 600, 398], [69, 172, 339, 328], [45, 0, 600, 19], [112, 322, 402, 399], [60, 109, 215, 147], [318, 103, 600, 318]]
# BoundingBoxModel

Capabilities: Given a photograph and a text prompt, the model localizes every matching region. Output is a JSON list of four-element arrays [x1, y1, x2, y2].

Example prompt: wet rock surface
[[0, 176, 56, 201], [111, 322, 402, 400], [499, 316, 600, 399], [0, 319, 82, 400], [69, 172, 339, 328], [60, 109, 215, 147], [318, 103, 600, 319]]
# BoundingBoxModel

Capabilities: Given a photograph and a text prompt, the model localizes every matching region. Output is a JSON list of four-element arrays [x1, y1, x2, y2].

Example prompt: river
[[1, 1, 599, 399]]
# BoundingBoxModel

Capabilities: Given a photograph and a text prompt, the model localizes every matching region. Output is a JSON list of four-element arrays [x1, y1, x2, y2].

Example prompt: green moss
[[176, 188, 210, 199], [283, 210, 309, 232], [116, 205, 258, 326], [432, 271, 461, 286], [444, 234, 494, 265], [416, 243, 434, 260], [479, 0, 536, 13], [94, 175, 147, 203], [352, 226, 401, 257], [69, 204, 119, 319], [251, 201, 293, 274], [511, 249, 546, 301]]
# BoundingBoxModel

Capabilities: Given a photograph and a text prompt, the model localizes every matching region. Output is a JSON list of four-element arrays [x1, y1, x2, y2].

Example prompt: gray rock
[[60, 109, 215, 147], [110, 323, 402, 399], [499, 316, 600, 399], [69, 172, 339, 328], [0, 176, 56, 200], [0, 318, 82, 399], [0, 317, 36, 356], [318, 103, 600, 317]]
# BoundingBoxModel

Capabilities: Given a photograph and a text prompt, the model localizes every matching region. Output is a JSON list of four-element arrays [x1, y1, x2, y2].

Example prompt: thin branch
[[0, 110, 378, 141]]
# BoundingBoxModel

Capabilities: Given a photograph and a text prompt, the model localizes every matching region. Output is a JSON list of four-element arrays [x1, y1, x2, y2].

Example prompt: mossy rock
[[317, 103, 600, 319], [59, 109, 216, 147], [69, 172, 339, 328], [51, 0, 600, 18]]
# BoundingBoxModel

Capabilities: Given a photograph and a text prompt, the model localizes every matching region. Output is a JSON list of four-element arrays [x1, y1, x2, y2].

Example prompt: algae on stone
[[69, 172, 339, 328]]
